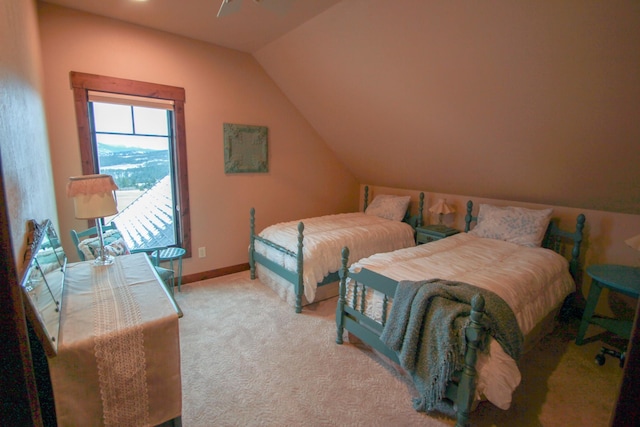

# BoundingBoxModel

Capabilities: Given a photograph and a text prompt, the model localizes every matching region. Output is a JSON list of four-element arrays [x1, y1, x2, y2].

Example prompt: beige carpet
[[173, 271, 623, 427]]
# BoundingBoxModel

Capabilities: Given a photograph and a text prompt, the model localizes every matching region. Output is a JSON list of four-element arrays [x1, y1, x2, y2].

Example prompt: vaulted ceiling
[[40, 1, 640, 214], [40, 0, 340, 52]]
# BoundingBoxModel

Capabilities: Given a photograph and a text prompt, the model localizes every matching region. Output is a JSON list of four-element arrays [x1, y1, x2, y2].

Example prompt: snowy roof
[[110, 176, 175, 251]]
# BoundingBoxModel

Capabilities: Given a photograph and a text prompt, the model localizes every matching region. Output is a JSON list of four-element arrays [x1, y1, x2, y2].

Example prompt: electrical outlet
[[198, 247, 206, 258]]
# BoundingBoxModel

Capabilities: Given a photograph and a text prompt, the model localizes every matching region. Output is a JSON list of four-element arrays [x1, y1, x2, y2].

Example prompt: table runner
[[93, 259, 149, 425]]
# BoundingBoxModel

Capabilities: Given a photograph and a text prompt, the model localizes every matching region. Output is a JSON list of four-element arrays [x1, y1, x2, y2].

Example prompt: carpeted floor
[[173, 271, 623, 427]]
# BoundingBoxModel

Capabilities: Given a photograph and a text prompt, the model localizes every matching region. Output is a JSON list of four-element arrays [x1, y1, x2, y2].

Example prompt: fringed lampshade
[[429, 198, 455, 225], [67, 174, 119, 265]]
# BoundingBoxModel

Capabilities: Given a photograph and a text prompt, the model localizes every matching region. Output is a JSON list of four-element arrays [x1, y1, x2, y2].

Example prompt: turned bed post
[[249, 208, 256, 279], [336, 247, 350, 344], [363, 185, 369, 211], [456, 294, 485, 427], [418, 192, 425, 227], [570, 214, 586, 281], [464, 200, 474, 232], [570, 214, 586, 307], [295, 222, 305, 313]]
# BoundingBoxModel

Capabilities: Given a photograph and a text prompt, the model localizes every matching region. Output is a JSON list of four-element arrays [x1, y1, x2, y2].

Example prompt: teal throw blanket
[[379, 278, 523, 412]]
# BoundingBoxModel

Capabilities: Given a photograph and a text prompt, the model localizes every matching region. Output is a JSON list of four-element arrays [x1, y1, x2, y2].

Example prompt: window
[[70, 72, 191, 257]]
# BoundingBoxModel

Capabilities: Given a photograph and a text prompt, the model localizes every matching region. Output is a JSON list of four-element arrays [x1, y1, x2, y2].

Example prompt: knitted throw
[[379, 279, 523, 412]]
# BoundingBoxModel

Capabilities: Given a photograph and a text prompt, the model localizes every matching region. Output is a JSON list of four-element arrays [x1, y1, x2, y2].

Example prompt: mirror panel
[[21, 219, 67, 357]]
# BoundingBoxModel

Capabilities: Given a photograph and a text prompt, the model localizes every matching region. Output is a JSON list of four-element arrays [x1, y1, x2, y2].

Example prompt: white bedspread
[[255, 212, 416, 303], [347, 233, 576, 410]]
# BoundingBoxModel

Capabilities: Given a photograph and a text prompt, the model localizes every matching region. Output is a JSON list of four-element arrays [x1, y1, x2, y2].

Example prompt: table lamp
[[67, 174, 119, 266], [429, 198, 455, 226]]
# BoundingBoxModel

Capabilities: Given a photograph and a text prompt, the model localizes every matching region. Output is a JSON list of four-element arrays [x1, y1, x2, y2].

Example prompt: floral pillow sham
[[468, 204, 553, 247], [365, 195, 411, 222]]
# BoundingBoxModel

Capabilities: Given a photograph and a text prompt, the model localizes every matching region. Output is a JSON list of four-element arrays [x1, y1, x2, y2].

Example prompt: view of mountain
[[98, 143, 170, 191]]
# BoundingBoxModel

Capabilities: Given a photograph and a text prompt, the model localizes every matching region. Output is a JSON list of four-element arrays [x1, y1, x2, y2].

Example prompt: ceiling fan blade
[[217, 0, 243, 18]]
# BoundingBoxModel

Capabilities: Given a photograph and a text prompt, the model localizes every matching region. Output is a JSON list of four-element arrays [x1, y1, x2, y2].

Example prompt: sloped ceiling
[[39, 0, 640, 214], [254, 1, 640, 214], [40, 0, 341, 52]]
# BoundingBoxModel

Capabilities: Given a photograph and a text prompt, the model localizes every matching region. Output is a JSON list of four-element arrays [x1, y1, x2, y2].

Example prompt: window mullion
[[130, 106, 136, 135]]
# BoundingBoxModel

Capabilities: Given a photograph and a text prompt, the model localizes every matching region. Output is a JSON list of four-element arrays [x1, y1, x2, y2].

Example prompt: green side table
[[152, 247, 186, 293], [575, 264, 640, 345], [415, 224, 460, 245]]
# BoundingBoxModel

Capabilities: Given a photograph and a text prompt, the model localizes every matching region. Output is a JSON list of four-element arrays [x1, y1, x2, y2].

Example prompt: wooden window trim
[[70, 71, 191, 258]]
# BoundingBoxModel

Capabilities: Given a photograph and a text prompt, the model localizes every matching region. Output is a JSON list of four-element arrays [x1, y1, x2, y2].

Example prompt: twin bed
[[249, 187, 424, 313], [249, 192, 586, 426], [335, 201, 585, 426]]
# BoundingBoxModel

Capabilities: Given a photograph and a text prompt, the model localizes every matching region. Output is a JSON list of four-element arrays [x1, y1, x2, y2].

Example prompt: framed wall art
[[223, 123, 268, 173]]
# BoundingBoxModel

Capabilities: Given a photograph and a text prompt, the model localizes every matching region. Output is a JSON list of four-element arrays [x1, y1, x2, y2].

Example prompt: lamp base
[[93, 254, 115, 266], [92, 219, 114, 267]]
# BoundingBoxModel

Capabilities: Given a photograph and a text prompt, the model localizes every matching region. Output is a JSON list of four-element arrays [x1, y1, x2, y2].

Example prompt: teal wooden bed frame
[[335, 201, 586, 427], [249, 187, 425, 313]]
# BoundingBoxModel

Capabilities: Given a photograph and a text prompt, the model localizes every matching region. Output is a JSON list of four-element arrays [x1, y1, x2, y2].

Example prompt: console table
[[48, 252, 182, 426]]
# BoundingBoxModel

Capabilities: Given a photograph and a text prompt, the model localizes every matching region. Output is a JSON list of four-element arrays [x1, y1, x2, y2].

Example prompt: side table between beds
[[415, 224, 460, 244]]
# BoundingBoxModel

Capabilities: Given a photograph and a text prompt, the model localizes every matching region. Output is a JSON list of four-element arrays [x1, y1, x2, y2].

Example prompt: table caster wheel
[[595, 353, 606, 366]]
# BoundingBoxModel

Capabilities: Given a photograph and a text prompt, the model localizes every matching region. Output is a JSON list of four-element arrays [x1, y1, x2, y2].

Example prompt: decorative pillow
[[468, 204, 553, 247], [78, 229, 130, 260], [365, 195, 411, 222]]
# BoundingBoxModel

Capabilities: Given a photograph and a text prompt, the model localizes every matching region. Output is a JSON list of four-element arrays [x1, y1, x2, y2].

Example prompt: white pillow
[[365, 195, 411, 222], [468, 204, 553, 247]]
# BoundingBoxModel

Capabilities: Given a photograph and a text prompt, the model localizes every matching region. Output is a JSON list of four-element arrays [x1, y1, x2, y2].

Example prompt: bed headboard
[[363, 185, 370, 211], [363, 185, 425, 228], [463, 200, 586, 281]]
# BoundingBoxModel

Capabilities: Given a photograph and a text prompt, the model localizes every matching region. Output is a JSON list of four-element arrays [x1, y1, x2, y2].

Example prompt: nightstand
[[415, 224, 460, 244]]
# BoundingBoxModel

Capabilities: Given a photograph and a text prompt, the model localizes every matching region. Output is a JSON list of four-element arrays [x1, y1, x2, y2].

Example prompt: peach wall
[[37, 3, 358, 272], [1, 0, 57, 268]]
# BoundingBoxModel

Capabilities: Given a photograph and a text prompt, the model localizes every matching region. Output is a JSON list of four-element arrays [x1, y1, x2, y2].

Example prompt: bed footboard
[[336, 247, 486, 427], [250, 208, 306, 312]]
